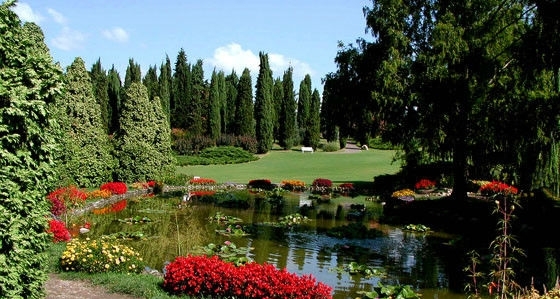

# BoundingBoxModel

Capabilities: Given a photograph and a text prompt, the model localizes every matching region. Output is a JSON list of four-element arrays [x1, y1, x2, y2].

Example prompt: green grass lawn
[[176, 148, 401, 184]]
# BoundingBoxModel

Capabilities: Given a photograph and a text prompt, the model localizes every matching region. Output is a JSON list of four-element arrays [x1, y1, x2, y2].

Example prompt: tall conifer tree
[[273, 77, 284, 143], [234, 68, 255, 136], [298, 75, 312, 145], [208, 69, 222, 141], [107, 66, 122, 134], [172, 48, 191, 129], [279, 67, 297, 149], [225, 70, 239, 134], [189, 59, 205, 136], [90, 58, 109, 133], [159, 55, 172, 123], [124, 58, 141, 89], [255, 52, 274, 153], [309, 89, 322, 149]]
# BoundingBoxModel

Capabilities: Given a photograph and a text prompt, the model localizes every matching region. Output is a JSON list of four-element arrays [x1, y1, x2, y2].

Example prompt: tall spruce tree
[[0, 3, 63, 296], [279, 67, 297, 149], [254, 52, 275, 153], [234, 68, 255, 136], [56, 57, 114, 187], [171, 48, 191, 129], [224, 70, 239, 134], [158, 55, 172, 123], [114, 82, 174, 182], [107, 66, 122, 134], [90, 58, 109, 133], [298, 75, 312, 146]]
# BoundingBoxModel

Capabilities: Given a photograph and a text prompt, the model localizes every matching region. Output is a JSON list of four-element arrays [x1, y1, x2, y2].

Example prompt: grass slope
[[176, 148, 400, 184]]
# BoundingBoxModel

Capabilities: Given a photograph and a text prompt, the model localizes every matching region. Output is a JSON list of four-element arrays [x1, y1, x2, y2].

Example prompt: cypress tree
[[107, 66, 122, 134], [207, 69, 222, 141], [254, 52, 274, 153], [114, 82, 174, 182], [217, 70, 227, 134], [279, 67, 297, 149], [172, 48, 191, 129], [56, 57, 115, 187], [189, 59, 205, 136], [224, 70, 239, 134], [124, 58, 141, 89], [234, 68, 255, 136], [90, 58, 110, 133], [158, 55, 172, 123], [273, 76, 284, 143], [0, 3, 63, 295], [143, 64, 159, 102], [298, 74, 312, 145], [309, 89, 322, 149]]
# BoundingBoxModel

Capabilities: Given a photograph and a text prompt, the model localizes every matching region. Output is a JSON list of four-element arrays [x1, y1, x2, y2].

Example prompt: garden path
[[45, 274, 140, 299]]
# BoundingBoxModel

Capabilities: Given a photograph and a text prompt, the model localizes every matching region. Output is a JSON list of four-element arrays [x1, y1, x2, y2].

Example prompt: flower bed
[[247, 179, 274, 190], [100, 182, 128, 195], [47, 186, 88, 216], [479, 180, 518, 196], [163, 255, 332, 298], [414, 178, 436, 191], [280, 179, 306, 192]]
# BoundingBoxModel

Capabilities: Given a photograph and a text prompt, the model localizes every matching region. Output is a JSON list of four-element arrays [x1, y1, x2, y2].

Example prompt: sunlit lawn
[[176, 148, 401, 184]]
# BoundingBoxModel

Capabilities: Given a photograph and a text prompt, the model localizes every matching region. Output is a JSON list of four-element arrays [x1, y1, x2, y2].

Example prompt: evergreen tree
[[207, 69, 222, 141], [272, 77, 284, 142], [171, 48, 191, 129], [114, 82, 174, 182], [107, 66, 122, 134], [298, 74, 312, 145], [0, 3, 63, 296], [234, 68, 255, 136], [124, 58, 141, 89], [254, 52, 274, 153], [143, 64, 159, 102], [279, 67, 297, 149], [158, 55, 172, 123], [309, 89, 322, 149], [189, 59, 205, 136], [217, 70, 227, 135], [90, 58, 110, 133], [56, 57, 115, 187], [224, 70, 239, 134]]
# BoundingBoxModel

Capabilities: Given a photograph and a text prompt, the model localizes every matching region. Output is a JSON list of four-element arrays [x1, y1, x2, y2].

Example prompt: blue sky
[[12, 1, 370, 93]]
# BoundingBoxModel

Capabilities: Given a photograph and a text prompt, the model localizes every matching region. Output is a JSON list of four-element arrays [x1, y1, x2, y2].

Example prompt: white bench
[[301, 146, 314, 153]]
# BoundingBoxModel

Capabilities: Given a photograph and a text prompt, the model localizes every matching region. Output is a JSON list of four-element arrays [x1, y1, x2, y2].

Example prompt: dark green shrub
[[368, 136, 399, 150], [175, 146, 258, 166], [322, 141, 340, 152]]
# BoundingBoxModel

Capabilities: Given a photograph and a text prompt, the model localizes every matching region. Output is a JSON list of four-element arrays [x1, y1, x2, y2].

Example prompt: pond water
[[79, 191, 551, 299]]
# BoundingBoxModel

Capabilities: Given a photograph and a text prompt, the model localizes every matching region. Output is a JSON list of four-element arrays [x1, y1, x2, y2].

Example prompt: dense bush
[[217, 134, 258, 154], [368, 136, 399, 150], [172, 133, 215, 155], [163, 255, 332, 298], [60, 238, 144, 274], [176, 146, 257, 166], [321, 141, 340, 152]]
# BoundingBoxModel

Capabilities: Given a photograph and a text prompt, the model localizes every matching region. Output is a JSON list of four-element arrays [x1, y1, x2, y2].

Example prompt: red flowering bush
[[47, 186, 88, 216], [247, 179, 274, 190], [479, 181, 519, 196], [47, 219, 71, 242], [189, 177, 217, 185], [163, 255, 332, 298], [312, 178, 332, 188], [414, 178, 436, 190], [100, 182, 128, 195]]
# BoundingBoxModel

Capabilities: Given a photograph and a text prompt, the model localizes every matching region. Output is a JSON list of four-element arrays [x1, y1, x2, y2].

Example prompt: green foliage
[[234, 68, 255, 136], [278, 67, 297, 149], [55, 57, 115, 187], [335, 261, 385, 278], [298, 75, 312, 145], [369, 136, 398, 150], [175, 146, 257, 166], [357, 282, 420, 299], [254, 52, 274, 153], [0, 3, 63, 296], [197, 241, 253, 266], [321, 141, 340, 152], [207, 69, 224, 141], [114, 82, 175, 182], [171, 48, 191, 129]]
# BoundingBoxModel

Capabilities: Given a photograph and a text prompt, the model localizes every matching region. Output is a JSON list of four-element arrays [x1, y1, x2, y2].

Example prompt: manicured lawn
[[176, 148, 400, 184]]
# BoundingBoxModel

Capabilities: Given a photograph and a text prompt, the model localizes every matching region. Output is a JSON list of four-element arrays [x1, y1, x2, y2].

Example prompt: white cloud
[[51, 27, 85, 51], [12, 2, 44, 24], [208, 43, 315, 84], [102, 27, 129, 43], [47, 8, 66, 25]]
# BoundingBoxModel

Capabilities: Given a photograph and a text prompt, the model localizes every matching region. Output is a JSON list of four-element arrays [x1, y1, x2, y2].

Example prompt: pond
[[75, 190, 557, 299]]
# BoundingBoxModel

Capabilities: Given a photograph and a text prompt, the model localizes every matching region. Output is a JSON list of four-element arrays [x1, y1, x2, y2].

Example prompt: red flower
[[312, 178, 332, 188], [479, 181, 518, 196], [100, 182, 128, 195], [414, 179, 436, 190], [47, 219, 71, 243], [47, 186, 88, 216]]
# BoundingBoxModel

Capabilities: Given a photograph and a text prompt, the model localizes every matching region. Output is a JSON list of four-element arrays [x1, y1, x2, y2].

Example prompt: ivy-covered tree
[[297, 74, 312, 145], [234, 68, 255, 136], [0, 2, 63, 296], [171, 48, 191, 129], [56, 57, 115, 187], [107, 65, 122, 134], [279, 67, 297, 149], [89, 58, 109, 133], [254, 52, 274, 153], [114, 82, 174, 182], [224, 70, 239, 134], [158, 55, 172, 123]]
